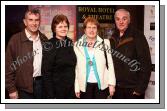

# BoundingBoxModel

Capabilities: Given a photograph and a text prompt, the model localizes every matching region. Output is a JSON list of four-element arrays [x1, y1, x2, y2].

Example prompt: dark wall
[[5, 5, 28, 47], [116, 5, 144, 32]]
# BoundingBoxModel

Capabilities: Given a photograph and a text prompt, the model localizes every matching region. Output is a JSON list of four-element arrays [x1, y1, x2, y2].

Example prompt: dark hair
[[51, 14, 70, 37], [24, 8, 40, 19], [83, 17, 100, 30]]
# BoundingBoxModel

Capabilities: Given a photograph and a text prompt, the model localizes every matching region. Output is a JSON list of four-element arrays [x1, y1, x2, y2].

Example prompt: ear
[[128, 17, 131, 24], [23, 19, 27, 26]]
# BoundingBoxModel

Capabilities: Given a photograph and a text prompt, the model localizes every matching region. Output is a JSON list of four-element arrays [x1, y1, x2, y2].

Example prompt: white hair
[[114, 9, 130, 19]]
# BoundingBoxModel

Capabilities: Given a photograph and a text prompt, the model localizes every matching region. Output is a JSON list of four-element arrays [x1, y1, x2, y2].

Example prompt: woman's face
[[55, 21, 68, 38], [84, 22, 98, 39]]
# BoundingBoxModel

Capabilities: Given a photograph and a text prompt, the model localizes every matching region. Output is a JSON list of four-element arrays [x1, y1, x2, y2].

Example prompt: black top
[[42, 36, 77, 98], [110, 26, 152, 94]]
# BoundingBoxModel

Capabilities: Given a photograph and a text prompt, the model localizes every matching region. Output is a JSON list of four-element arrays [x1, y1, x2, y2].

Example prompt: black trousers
[[54, 84, 76, 99], [112, 86, 145, 99], [18, 77, 43, 99], [80, 83, 109, 99]]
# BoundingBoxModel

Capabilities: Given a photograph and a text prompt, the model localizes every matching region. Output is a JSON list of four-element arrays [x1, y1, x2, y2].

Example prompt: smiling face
[[55, 21, 68, 39], [51, 14, 69, 39], [23, 12, 40, 34], [115, 9, 130, 33], [84, 22, 98, 39]]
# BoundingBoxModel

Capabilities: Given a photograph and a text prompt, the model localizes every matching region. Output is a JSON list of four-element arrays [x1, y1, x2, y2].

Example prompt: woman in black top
[[42, 14, 76, 99]]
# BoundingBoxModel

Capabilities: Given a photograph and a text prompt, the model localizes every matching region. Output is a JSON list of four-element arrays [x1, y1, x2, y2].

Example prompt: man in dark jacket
[[110, 9, 152, 99], [5, 8, 48, 99]]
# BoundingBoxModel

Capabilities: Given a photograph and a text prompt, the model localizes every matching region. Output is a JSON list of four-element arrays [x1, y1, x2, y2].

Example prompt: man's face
[[24, 12, 40, 34], [115, 10, 130, 32], [84, 22, 98, 39]]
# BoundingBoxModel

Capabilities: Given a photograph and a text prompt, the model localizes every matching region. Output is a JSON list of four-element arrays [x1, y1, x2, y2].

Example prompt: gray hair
[[114, 9, 130, 19], [24, 8, 41, 19]]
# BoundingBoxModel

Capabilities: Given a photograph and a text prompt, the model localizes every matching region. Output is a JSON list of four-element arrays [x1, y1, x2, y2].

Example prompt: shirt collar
[[25, 29, 40, 42]]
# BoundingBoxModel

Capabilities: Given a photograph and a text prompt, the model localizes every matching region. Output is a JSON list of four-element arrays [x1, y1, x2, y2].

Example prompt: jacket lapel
[[94, 36, 103, 50]]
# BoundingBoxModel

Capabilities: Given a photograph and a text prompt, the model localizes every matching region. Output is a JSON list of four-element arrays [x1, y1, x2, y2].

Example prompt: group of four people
[[5, 8, 152, 99]]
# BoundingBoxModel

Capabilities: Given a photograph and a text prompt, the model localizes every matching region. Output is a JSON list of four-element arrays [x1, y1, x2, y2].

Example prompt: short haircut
[[51, 14, 70, 37], [83, 17, 100, 30], [114, 9, 130, 19], [24, 8, 41, 19]]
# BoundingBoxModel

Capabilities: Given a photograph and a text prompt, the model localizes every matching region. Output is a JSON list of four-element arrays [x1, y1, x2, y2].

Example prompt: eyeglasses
[[86, 26, 97, 30]]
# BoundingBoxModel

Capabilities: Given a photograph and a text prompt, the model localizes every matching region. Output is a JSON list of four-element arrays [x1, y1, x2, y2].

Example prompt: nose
[[119, 20, 123, 24], [32, 20, 38, 25], [32, 21, 36, 26], [91, 27, 97, 31], [90, 28, 94, 31]]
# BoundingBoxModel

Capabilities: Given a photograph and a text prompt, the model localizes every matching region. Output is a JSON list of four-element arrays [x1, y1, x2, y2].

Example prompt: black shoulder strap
[[102, 38, 109, 70]]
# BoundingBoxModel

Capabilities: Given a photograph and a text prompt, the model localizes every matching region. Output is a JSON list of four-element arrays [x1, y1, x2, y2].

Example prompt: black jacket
[[42, 37, 76, 98], [110, 26, 152, 94]]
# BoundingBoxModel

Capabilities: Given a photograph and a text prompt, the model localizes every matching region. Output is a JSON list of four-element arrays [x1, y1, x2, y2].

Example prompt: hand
[[9, 91, 18, 99], [133, 91, 141, 96], [75, 92, 80, 98], [109, 85, 115, 96]]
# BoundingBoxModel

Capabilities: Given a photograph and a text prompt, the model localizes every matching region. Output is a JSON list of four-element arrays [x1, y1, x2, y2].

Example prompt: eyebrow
[[28, 18, 40, 20], [116, 16, 128, 19]]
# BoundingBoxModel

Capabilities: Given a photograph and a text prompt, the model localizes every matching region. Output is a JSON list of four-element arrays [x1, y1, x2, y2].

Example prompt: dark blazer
[[110, 26, 152, 94], [5, 29, 48, 94], [42, 37, 77, 98]]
